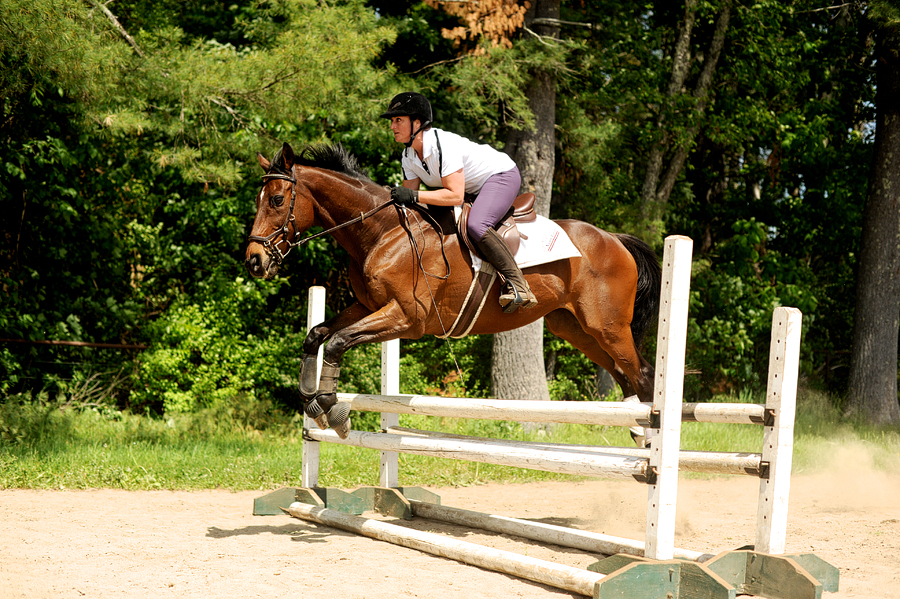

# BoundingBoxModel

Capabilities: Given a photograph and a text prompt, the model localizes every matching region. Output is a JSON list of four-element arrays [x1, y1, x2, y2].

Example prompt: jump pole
[[339, 393, 769, 426], [407, 499, 714, 562], [286, 501, 607, 597], [383, 427, 767, 477], [305, 427, 653, 480], [286, 502, 731, 599]]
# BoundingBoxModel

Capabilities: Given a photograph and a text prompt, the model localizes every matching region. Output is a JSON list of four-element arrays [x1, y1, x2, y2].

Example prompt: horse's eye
[[270, 195, 285, 207]]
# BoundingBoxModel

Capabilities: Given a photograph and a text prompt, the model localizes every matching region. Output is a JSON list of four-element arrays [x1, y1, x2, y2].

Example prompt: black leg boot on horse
[[298, 357, 351, 439], [475, 228, 537, 313]]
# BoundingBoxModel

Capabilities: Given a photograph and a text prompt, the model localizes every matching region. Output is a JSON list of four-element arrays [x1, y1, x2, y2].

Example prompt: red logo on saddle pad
[[543, 231, 559, 252]]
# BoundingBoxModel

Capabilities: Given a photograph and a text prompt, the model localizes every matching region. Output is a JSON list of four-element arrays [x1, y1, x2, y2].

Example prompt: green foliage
[[544, 335, 614, 401], [400, 335, 492, 398], [130, 276, 301, 413], [0, 0, 128, 101], [0, 396, 73, 446], [1, 0, 894, 415]]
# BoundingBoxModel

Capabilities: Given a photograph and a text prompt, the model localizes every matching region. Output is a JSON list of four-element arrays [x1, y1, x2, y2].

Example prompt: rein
[[249, 166, 399, 265]]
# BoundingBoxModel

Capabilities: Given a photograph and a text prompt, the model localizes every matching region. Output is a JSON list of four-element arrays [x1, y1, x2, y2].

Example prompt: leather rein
[[248, 165, 450, 278]]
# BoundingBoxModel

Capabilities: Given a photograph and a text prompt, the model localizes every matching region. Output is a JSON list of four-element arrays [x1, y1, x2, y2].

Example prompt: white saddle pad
[[457, 207, 582, 271]]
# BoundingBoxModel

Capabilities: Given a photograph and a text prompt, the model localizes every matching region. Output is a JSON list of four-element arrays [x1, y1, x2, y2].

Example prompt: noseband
[[248, 169, 300, 265]]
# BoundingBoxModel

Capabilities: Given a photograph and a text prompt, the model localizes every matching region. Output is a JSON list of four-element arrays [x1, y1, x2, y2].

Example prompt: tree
[[846, 8, 900, 425], [492, 0, 560, 403], [0, 0, 400, 408]]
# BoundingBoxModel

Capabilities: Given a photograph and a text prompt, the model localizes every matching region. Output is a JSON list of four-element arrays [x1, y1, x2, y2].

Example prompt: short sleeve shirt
[[401, 128, 516, 195]]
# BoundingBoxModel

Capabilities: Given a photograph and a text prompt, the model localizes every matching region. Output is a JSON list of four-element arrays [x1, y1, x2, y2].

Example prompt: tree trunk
[[639, 0, 731, 241], [845, 24, 900, 426], [492, 0, 559, 403], [639, 0, 697, 224]]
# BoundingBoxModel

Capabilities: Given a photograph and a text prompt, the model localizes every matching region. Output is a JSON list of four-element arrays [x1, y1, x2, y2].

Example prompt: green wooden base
[[589, 555, 735, 599], [784, 553, 840, 593], [253, 487, 303, 516], [253, 486, 440, 518], [253, 486, 368, 516], [704, 550, 836, 599], [589, 550, 838, 599]]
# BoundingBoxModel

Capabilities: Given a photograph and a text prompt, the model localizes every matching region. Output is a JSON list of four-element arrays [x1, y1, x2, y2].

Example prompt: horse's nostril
[[246, 254, 261, 274]]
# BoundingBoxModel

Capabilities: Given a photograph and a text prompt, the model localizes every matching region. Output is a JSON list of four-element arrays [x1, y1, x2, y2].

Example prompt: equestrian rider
[[381, 92, 537, 313]]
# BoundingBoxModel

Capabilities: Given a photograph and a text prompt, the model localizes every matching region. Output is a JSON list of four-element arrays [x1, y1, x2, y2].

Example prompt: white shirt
[[401, 128, 516, 194]]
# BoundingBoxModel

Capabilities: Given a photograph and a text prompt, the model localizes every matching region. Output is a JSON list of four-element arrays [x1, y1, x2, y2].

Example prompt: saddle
[[458, 192, 537, 257]]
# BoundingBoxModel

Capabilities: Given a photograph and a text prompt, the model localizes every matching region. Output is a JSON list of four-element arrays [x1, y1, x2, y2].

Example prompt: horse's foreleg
[[298, 319, 336, 398], [304, 300, 413, 439], [303, 360, 348, 434], [298, 302, 374, 418]]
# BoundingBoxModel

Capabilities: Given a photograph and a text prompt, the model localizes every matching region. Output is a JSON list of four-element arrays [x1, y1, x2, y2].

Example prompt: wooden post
[[379, 339, 401, 488], [646, 235, 693, 560], [301, 286, 327, 489], [755, 307, 802, 554]]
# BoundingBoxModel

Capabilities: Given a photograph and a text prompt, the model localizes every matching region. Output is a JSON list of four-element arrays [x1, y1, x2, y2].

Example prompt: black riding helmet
[[381, 92, 433, 148]]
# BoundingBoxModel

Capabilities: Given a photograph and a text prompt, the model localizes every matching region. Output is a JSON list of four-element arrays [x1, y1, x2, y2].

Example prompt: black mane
[[295, 143, 370, 181]]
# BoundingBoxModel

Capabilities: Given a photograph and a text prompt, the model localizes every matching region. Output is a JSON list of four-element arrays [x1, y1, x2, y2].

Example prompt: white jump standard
[[254, 235, 838, 599]]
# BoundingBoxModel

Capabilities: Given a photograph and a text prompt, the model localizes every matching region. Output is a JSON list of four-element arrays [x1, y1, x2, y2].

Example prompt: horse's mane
[[267, 142, 371, 183], [295, 143, 371, 181]]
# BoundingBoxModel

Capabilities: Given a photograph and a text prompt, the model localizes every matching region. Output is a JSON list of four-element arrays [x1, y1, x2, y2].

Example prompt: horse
[[245, 142, 661, 440]]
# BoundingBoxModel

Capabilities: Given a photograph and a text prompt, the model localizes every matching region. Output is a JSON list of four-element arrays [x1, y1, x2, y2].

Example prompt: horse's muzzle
[[245, 251, 273, 278]]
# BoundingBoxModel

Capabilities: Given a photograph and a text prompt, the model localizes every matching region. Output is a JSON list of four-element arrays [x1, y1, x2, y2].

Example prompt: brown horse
[[245, 142, 660, 439]]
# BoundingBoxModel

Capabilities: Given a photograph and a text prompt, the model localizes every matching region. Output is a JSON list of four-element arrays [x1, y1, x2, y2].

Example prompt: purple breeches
[[465, 167, 522, 241]]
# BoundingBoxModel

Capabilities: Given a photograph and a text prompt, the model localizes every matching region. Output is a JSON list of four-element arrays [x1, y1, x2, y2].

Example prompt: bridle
[[248, 165, 405, 265], [248, 169, 301, 264]]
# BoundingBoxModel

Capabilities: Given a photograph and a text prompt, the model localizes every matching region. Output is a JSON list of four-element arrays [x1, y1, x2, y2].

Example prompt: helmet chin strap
[[404, 119, 431, 148]]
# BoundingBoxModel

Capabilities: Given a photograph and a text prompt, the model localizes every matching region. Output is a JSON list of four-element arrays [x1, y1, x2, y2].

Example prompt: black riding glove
[[391, 186, 418, 206]]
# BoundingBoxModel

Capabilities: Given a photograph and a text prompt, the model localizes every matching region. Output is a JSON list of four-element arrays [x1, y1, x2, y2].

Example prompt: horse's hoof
[[331, 413, 351, 440], [630, 430, 647, 448], [327, 401, 351, 437], [303, 398, 329, 430], [333, 420, 351, 440], [307, 393, 342, 431]]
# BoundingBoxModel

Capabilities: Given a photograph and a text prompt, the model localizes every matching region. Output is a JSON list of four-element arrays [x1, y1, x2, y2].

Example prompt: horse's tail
[[615, 233, 662, 351]]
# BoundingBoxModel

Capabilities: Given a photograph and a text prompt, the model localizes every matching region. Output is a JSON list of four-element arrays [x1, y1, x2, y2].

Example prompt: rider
[[381, 91, 537, 313]]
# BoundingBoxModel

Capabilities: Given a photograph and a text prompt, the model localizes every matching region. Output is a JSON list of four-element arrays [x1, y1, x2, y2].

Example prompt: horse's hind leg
[[545, 309, 654, 402], [545, 308, 655, 446], [545, 310, 633, 396]]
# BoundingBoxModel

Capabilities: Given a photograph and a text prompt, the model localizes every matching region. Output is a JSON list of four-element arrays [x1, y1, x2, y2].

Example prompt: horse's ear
[[281, 143, 295, 168], [257, 152, 271, 172]]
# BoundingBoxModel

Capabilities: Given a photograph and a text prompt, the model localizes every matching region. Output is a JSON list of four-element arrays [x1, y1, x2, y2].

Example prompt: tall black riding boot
[[475, 228, 537, 313]]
